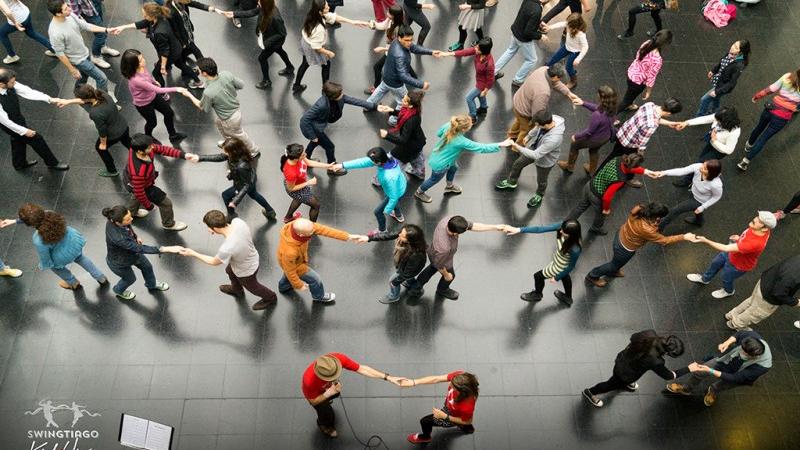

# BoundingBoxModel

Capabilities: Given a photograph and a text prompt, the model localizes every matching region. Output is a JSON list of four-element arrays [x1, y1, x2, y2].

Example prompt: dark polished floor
[[1, 0, 799, 449]]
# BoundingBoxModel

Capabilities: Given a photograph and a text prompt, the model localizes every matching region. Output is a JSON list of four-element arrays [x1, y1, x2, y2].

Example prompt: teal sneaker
[[448, 42, 464, 52], [495, 179, 517, 190], [527, 194, 543, 208]]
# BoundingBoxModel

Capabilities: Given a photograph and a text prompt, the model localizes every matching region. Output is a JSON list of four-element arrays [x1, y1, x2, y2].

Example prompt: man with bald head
[[277, 218, 368, 303]]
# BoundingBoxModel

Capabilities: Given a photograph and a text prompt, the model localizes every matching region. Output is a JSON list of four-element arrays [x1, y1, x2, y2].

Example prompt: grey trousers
[[507, 156, 553, 196]]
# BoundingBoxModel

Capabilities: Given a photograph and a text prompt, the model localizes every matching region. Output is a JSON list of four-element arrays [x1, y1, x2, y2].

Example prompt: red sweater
[[127, 144, 185, 209], [454, 47, 495, 91]]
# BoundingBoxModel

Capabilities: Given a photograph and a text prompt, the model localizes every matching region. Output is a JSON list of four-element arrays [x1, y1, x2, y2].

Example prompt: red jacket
[[127, 144, 185, 209], [454, 47, 495, 91]]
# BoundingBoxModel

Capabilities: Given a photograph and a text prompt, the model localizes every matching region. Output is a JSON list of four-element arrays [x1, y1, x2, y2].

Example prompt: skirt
[[286, 182, 315, 203], [300, 38, 329, 66], [457, 10, 485, 32]]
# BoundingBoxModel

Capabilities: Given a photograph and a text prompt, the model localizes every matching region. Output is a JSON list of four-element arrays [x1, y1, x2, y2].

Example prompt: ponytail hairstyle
[[367, 147, 389, 165], [142, 2, 171, 20], [596, 85, 618, 116], [558, 220, 582, 255], [656, 335, 685, 358], [737, 39, 751, 66], [74, 84, 106, 105], [638, 29, 672, 61], [386, 5, 404, 41], [101, 205, 130, 224], [435, 115, 472, 152], [221, 137, 253, 164], [280, 143, 305, 171], [565, 12, 587, 37], [303, 0, 327, 37], [37, 211, 67, 244], [406, 89, 424, 114], [257, 0, 276, 36], [451, 372, 479, 402]]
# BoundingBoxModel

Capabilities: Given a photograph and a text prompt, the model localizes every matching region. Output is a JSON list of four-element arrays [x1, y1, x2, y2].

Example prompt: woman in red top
[[406, 371, 479, 444], [280, 143, 331, 223], [443, 37, 495, 123]]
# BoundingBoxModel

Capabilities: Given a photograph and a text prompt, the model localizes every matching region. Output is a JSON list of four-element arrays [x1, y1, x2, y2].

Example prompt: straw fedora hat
[[314, 355, 342, 382]]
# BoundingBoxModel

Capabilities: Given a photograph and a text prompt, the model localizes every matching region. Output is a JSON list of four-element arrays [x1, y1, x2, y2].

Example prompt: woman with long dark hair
[[164, 0, 216, 63], [368, 224, 427, 303], [280, 143, 331, 223], [672, 106, 740, 186], [618, 30, 672, 113], [583, 330, 693, 408], [379, 90, 427, 179], [697, 40, 750, 116], [505, 220, 582, 306], [405, 371, 479, 444], [558, 85, 617, 175], [199, 137, 277, 221], [655, 160, 723, 229]]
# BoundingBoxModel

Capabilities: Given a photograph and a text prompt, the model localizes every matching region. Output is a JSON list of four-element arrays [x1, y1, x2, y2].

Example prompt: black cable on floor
[[337, 396, 390, 450]]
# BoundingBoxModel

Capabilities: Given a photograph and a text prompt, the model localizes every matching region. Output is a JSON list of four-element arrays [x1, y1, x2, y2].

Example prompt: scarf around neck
[[390, 106, 418, 134]]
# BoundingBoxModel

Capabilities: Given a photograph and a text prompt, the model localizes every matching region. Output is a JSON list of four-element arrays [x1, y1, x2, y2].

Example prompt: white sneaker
[[217, 140, 225, 148], [0, 267, 23, 277], [686, 274, 709, 284], [187, 79, 205, 89], [44, 50, 56, 57], [794, 320, 800, 329], [162, 221, 188, 231], [134, 209, 149, 218], [711, 289, 734, 299], [3, 55, 20, 64], [100, 46, 120, 57], [314, 293, 336, 303], [91, 55, 111, 69]]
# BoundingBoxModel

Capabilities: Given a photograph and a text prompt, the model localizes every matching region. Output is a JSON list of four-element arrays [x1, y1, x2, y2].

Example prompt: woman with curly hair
[[368, 224, 427, 303]]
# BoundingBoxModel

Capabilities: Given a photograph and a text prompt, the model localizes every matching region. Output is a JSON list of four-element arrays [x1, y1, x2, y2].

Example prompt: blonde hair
[[566, 13, 587, 37], [434, 115, 472, 152]]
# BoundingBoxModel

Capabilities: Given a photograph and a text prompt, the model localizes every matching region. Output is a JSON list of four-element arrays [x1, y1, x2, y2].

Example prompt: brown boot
[[585, 276, 607, 288], [58, 280, 81, 290], [585, 151, 599, 176], [557, 160, 574, 173], [566, 74, 578, 89]]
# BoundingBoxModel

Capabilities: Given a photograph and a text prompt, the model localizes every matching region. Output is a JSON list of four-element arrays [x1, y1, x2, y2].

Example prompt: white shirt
[[686, 113, 741, 155], [661, 163, 724, 212], [1, 0, 30, 25], [0, 82, 51, 136], [215, 218, 260, 278], [302, 12, 336, 49], [549, 22, 589, 65]]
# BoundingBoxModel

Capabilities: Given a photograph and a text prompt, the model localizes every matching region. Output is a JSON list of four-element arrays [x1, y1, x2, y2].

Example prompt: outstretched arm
[[470, 222, 505, 232]]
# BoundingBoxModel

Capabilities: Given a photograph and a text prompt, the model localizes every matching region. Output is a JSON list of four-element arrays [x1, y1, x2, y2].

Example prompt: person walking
[[617, 0, 676, 40], [725, 255, 800, 331], [280, 143, 330, 223], [671, 106, 740, 187], [164, 0, 216, 64], [494, 0, 545, 86], [0, 68, 69, 171], [541, 0, 592, 23], [414, 116, 513, 203], [666, 331, 771, 407], [442, 37, 495, 123], [686, 211, 775, 299], [276, 218, 368, 303], [124, 133, 199, 232], [774, 190, 800, 221], [336, 147, 407, 233], [378, 90, 427, 179], [366, 24, 435, 109], [119, 49, 190, 145], [557, 85, 617, 175], [585, 203, 695, 288], [401, 0, 434, 46], [101, 205, 181, 300], [654, 160, 723, 228], [0, 0, 57, 64], [237, 0, 293, 90], [15, 203, 106, 290], [405, 371, 479, 444], [696, 40, 750, 116], [617, 30, 672, 113], [405, 215, 506, 300], [507, 64, 574, 145], [582, 330, 691, 408], [504, 220, 581, 306], [177, 210, 278, 310], [545, 12, 588, 88], [736, 69, 800, 172], [368, 224, 427, 303], [363, 4, 406, 96], [67, 0, 119, 68], [198, 138, 277, 221], [446, 0, 487, 53]]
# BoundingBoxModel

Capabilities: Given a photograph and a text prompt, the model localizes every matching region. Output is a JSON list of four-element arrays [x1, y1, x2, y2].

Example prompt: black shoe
[[255, 80, 272, 90], [684, 217, 702, 226], [617, 32, 633, 40], [520, 291, 543, 302], [15, 160, 38, 170], [169, 132, 187, 143], [437, 288, 459, 300], [292, 84, 307, 94], [589, 228, 608, 236], [494, 72, 504, 80], [48, 163, 69, 171], [278, 66, 295, 76], [476, 107, 488, 115], [554, 290, 573, 307]]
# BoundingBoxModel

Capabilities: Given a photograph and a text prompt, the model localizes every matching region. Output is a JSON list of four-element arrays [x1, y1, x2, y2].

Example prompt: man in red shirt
[[687, 211, 776, 298], [302, 353, 404, 438]]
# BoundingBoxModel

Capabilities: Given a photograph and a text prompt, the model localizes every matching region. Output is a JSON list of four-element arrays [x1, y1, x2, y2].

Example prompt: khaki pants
[[727, 281, 778, 330], [215, 109, 259, 153], [507, 108, 532, 145]]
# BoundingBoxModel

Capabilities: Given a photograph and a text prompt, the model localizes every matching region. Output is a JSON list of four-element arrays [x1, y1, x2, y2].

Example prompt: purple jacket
[[574, 101, 615, 143]]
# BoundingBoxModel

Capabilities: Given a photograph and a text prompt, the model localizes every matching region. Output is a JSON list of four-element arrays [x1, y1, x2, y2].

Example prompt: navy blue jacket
[[382, 40, 433, 89], [299, 94, 376, 140], [105, 221, 161, 268]]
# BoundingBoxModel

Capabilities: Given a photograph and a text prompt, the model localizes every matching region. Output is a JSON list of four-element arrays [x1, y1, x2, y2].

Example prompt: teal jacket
[[428, 122, 500, 172], [342, 157, 407, 214], [32, 226, 86, 270]]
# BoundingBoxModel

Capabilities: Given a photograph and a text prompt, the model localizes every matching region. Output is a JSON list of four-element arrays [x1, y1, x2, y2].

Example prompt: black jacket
[[136, 18, 183, 60], [511, 0, 543, 43], [383, 113, 426, 163], [256, 8, 287, 48], [167, 1, 210, 46], [105, 221, 160, 268], [711, 58, 746, 96], [198, 153, 258, 206], [612, 330, 688, 383], [760, 255, 800, 307], [368, 232, 427, 282], [232, 0, 259, 18]]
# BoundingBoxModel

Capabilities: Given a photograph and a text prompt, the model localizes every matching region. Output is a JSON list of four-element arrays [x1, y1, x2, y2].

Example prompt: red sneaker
[[283, 211, 302, 223], [407, 433, 432, 444]]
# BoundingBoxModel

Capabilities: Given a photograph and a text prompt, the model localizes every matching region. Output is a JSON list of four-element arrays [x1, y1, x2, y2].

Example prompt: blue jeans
[[279, 267, 325, 300], [546, 45, 579, 77], [374, 196, 402, 231], [465, 87, 488, 118], [0, 16, 54, 57], [74, 57, 108, 92], [0, 256, 6, 270], [493, 35, 538, 84], [109, 255, 157, 294], [367, 81, 408, 109], [702, 252, 747, 294], [83, 1, 107, 57], [696, 88, 724, 117], [745, 108, 790, 161], [222, 184, 275, 215], [588, 233, 636, 279], [50, 253, 105, 286], [386, 274, 402, 300], [419, 164, 458, 193]]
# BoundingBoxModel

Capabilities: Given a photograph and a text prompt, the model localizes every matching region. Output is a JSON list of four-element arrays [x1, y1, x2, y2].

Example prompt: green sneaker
[[527, 194, 543, 208], [149, 281, 170, 291], [448, 41, 464, 52], [495, 179, 517, 191], [116, 290, 136, 301], [97, 169, 119, 177]]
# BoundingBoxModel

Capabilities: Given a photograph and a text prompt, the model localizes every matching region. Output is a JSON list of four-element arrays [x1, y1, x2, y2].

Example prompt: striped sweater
[[753, 74, 800, 120], [127, 144, 185, 209]]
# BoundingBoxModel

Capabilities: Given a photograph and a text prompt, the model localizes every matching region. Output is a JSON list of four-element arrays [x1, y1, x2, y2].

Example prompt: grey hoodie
[[519, 114, 565, 168]]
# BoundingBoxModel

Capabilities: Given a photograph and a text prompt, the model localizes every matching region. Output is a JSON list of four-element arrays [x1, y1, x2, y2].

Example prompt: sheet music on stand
[[119, 414, 174, 450]]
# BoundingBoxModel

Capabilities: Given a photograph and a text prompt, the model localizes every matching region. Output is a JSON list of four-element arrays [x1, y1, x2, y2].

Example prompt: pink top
[[627, 44, 663, 88], [127, 71, 178, 106]]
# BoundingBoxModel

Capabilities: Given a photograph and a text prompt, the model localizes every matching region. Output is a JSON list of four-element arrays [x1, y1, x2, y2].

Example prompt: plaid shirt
[[616, 102, 660, 149], [68, 0, 99, 17]]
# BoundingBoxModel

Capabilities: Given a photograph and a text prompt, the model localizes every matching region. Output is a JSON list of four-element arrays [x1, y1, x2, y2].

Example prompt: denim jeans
[[374, 196, 401, 231], [419, 165, 458, 192], [696, 89, 724, 117], [588, 232, 636, 279], [465, 87, 488, 118], [702, 252, 747, 294], [0, 16, 54, 56], [547, 45, 579, 77], [279, 267, 325, 300], [50, 253, 105, 286], [109, 255, 157, 295], [745, 108, 790, 161], [305, 130, 337, 163], [367, 81, 408, 109], [83, 1, 107, 57], [386, 274, 402, 300], [493, 36, 538, 84], [74, 57, 108, 92], [0, 256, 6, 270], [222, 184, 275, 216]]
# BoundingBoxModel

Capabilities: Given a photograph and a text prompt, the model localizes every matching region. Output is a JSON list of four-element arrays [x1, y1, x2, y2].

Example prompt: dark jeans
[[534, 270, 572, 297], [0, 15, 54, 56], [126, 189, 176, 227], [701, 252, 747, 294], [95, 128, 131, 173], [222, 184, 275, 216], [588, 232, 636, 279], [566, 183, 606, 233], [313, 395, 337, 428], [135, 94, 178, 137], [404, 5, 431, 45], [782, 190, 800, 213], [588, 373, 629, 395], [294, 57, 330, 87], [419, 413, 474, 439], [659, 197, 702, 231], [305, 131, 336, 163], [258, 41, 292, 82], [618, 78, 648, 113], [109, 255, 157, 294], [542, 0, 583, 23], [676, 140, 727, 186], [625, 5, 663, 35], [8, 133, 60, 169], [225, 264, 275, 300], [507, 158, 553, 196], [745, 108, 790, 161], [372, 54, 387, 88], [413, 260, 455, 293], [83, 3, 107, 56], [374, 196, 401, 232]]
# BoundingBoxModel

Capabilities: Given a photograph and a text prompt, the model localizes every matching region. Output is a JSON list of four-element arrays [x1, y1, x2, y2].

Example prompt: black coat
[[198, 153, 258, 206], [612, 330, 686, 383], [167, 1, 211, 46], [711, 58, 746, 96], [384, 113, 426, 164], [760, 255, 800, 306], [511, 0, 543, 43], [368, 232, 427, 281]]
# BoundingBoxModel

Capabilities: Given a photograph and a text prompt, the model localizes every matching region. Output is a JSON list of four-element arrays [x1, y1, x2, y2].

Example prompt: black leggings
[[285, 196, 321, 222], [617, 78, 648, 113], [258, 41, 293, 82], [588, 373, 629, 396], [135, 95, 178, 137], [534, 270, 572, 297], [95, 128, 132, 173], [152, 56, 200, 87], [181, 41, 204, 62], [294, 56, 330, 87], [305, 131, 336, 163], [419, 414, 474, 439], [404, 6, 431, 45], [782, 190, 800, 214], [458, 26, 484, 46], [625, 5, 663, 35], [541, 0, 583, 23]]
